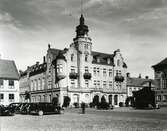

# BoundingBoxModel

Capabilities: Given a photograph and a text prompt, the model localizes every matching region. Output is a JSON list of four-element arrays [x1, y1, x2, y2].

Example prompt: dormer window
[[71, 54, 74, 61], [107, 58, 111, 64], [97, 57, 100, 63]]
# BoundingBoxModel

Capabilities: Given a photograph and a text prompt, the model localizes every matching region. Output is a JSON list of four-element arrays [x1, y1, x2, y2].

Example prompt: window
[[0, 94, 4, 102], [93, 67, 96, 76], [38, 79, 41, 90], [9, 80, 14, 86], [84, 44, 88, 49], [97, 80, 100, 88], [0, 79, 3, 88], [71, 80, 75, 87], [9, 94, 14, 102], [31, 80, 33, 90], [85, 55, 88, 62], [157, 95, 161, 102], [57, 64, 63, 73], [103, 68, 107, 77], [97, 68, 100, 76], [71, 54, 74, 61], [85, 66, 89, 73], [109, 81, 112, 88], [71, 66, 75, 73], [116, 70, 121, 76], [42, 78, 45, 90], [85, 80, 89, 88], [109, 69, 112, 77], [163, 95, 167, 102], [94, 80, 96, 88], [117, 59, 120, 66], [9, 80, 14, 88], [103, 81, 107, 88]]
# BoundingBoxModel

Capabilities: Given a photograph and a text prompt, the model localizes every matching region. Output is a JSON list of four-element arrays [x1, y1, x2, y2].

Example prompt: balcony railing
[[69, 72, 78, 79], [115, 75, 124, 82], [83, 72, 92, 79]]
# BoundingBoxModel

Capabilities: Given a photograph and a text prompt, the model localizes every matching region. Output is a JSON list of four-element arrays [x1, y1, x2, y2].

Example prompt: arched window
[[117, 59, 120, 66], [71, 54, 74, 61], [85, 55, 88, 62]]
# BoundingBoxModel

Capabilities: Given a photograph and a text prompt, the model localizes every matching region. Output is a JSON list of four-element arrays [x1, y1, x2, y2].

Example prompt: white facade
[[0, 79, 19, 105], [19, 15, 128, 107]]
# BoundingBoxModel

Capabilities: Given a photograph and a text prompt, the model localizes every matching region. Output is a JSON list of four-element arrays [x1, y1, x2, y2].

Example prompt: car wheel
[[38, 110, 43, 116]]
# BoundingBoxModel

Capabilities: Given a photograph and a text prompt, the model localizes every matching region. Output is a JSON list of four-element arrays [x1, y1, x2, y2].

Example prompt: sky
[[0, 0, 167, 79]]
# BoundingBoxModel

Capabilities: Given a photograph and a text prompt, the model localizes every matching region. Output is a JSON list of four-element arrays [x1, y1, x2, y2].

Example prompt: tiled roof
[[20, 63, 47, 77], [49, 48, 127, 67], [152, 58, 167, 69], [127, 77, 155, 87], [0, 59, 19, 80], [92, 51, 114, 65]]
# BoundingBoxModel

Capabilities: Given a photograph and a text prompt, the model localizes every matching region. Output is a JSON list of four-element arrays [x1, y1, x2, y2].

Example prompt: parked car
[[0, 104, 15, 116], [7, 103, 22, 113], [29, 102, 63, 116], [14, 103, 28, 114]]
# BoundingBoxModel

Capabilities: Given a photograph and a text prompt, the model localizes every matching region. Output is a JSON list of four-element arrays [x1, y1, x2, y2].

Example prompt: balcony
[[69, 72, 78, 79], [57, 73, 66, 81], [115, 75, 124, 82], [83, 72, 92, 79]]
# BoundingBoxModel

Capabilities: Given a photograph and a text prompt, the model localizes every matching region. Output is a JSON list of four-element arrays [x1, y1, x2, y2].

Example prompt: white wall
[[0, 80, 19, 105]]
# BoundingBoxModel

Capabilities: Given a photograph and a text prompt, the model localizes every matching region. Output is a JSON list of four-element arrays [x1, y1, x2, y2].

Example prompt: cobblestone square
[[1, 107, 167, 131]]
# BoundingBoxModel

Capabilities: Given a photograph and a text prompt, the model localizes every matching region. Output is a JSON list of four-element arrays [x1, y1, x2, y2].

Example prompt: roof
[[20, 63, 47, 77], [0, 59, 19, 80], [127, 77, 156, 87], [48, 48, 127, 67], [92, 51, 114, 66], [152, 58, 167, 70]]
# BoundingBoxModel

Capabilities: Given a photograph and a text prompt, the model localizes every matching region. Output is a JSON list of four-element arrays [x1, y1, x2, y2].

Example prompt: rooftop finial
[[80, 14, 84, 25], [81, 0, 83, 15]]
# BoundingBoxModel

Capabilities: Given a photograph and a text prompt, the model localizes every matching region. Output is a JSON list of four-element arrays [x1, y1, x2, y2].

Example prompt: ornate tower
[[73, 14, 93, 89]]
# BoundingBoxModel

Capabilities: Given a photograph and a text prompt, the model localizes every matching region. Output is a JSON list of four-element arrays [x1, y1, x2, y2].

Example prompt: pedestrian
[[81, 102, 86, 114]]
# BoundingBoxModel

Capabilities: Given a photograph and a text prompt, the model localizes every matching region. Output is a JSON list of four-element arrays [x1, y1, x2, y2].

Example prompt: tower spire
[[81, 0, 83, 15]]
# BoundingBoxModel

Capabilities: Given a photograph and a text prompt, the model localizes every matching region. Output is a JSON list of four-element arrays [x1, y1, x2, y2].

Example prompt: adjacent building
[[152, 58, 167, 106], [0, 59, 19, 105], [19, 14, 128, 107], [126, 74, 156, 106], [127, 74, 156, 97]]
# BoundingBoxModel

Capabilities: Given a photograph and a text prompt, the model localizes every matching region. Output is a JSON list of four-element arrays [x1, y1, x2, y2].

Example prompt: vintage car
[[29, 102, 63, 116], [0, 104, 15, 116]]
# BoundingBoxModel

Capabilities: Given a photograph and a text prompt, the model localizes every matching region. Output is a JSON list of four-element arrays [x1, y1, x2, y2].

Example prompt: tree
[[25, 91, 30, 100], [62, 96, 71, 107], [101, 95, 106, 103], [52, 97, 59, 106]]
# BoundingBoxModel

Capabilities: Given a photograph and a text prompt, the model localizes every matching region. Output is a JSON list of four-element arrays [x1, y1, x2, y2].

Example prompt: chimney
[[139, 74, 141, 78], [48, 44, 51, 49], [43, 56, 46, 63], [36, 61, 39, 66], [127, 73, 130, 78], [145, 76, 149, 79]]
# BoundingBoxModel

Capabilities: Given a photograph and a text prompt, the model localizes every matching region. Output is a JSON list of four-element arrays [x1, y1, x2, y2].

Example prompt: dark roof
[[20, 63, 47, 77], [49, 48, 127, 67], [0, 59, 19, 80], [127, 77, 155, 87], [92, 51, 114, 66], [152, 58, 167, 70]]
